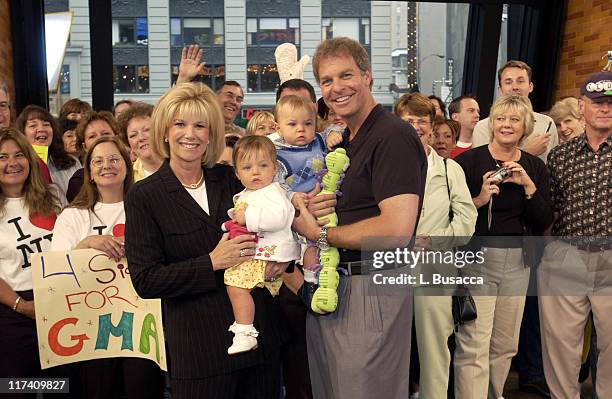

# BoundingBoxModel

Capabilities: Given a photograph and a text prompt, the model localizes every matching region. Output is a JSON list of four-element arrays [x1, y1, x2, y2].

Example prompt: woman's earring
[[164, 137, 169, 142]]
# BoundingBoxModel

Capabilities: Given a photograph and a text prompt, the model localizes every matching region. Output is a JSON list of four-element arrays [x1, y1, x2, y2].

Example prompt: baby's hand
[[326, 131, 343, 150], [234, 204, 248, 225]]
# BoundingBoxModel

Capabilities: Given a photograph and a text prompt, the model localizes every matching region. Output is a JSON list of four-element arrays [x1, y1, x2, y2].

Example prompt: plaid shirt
[[548, 133, 612, 240]]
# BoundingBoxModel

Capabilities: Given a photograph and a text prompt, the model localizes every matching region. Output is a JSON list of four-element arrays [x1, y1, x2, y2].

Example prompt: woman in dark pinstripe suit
[[124, 83, 288, 399]]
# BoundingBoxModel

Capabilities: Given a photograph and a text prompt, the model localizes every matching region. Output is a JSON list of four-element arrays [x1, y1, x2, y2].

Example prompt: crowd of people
[[0, 37, 610, 399]]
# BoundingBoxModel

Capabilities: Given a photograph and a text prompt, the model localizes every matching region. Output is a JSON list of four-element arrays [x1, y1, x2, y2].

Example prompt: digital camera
[[490, 167, 511, 183]]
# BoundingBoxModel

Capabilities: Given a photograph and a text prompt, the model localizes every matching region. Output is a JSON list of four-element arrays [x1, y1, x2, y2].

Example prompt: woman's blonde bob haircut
[[549, 97, 581, 125], [488, 94, 534, 144], [150, 82, 225, 167]]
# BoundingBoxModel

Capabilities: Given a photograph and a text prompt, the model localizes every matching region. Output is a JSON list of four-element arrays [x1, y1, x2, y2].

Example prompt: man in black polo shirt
[[293, 37, 427, 399]]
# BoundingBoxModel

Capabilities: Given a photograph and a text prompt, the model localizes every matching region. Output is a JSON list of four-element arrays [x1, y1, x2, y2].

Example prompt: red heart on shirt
[[112, 224, 125, 237], [29, 213, 57, 231]]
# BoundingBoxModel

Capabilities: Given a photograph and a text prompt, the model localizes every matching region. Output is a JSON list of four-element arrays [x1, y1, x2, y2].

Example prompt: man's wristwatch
[[317, 226, 330, 250]]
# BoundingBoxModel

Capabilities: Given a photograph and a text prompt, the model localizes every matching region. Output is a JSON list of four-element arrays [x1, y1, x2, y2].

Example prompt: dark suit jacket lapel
[[159, 161, 223, 232]]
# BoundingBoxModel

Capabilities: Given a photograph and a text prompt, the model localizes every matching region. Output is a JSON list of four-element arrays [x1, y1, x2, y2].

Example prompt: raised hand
[[177, 44, 206, 84]]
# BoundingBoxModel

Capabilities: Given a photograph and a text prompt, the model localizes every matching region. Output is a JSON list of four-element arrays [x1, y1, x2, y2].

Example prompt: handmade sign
[[31, 249, 167, 371]]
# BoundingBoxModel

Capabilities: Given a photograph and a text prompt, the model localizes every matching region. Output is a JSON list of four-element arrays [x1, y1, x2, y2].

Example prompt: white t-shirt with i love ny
[[51, 201, 126, 251], [0, 198, 57, 291]]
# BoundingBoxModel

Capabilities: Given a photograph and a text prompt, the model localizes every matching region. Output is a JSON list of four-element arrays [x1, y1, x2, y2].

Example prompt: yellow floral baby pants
[[224, 259, 283, 296]]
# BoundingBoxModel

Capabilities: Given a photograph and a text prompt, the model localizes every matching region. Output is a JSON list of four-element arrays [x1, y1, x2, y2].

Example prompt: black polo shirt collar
[[341, 104, 384, 150]]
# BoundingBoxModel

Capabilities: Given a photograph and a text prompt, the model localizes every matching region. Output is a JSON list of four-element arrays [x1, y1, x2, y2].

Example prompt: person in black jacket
[[454, 94, 553, 399], [124, 82, 288, 399]]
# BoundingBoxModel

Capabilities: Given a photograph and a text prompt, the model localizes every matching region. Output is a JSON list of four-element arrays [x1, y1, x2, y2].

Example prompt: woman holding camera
[[454, 94, 553, 399]]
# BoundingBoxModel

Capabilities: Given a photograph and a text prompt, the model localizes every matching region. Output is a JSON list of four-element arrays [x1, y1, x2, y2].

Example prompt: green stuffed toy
[[311, 148, 350, 313]]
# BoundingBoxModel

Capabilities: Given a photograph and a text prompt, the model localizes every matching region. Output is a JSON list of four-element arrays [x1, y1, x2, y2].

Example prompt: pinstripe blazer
[[125, 161, 286, 379]]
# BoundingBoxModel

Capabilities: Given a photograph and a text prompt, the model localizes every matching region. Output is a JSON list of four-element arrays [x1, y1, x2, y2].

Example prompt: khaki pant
[[538, 241, 612, 399], [454, 248, 529, 399], [413, 293, 453, 399]]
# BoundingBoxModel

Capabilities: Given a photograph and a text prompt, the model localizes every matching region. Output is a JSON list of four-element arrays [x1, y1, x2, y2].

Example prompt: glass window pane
[[260, 64, 279, 92], [214, 19, 224, 34], [112, 20, 120, 45], [214, 65, 226, 90], [170, 18, 181, 35], [118, 20, 135, 45], [333, 19, 359, 40], [361, 19, 370, 45], [170, 18, 182, 46], [184, 18, 210, 28], [289, 18, 300, 28], [183, 18, 211, 45], [213, 19, 224, 45], [171, 65, 179, 85], [137, 65, 149, 93], [60, 64, 70, 94], [247, 64, 259, 92], [113, 64, 136, 93], [247, 18, 257, 33], [260, 18, 286, 30], [136, 18, 148, 46]]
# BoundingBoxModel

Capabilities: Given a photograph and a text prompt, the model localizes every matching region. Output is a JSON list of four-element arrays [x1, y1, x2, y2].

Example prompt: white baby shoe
[[227, 322, 259, 355]]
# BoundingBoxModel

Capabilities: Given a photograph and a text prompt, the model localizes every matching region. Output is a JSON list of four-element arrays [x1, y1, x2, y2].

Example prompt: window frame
[[247, 63, 280, 93], [246, 17, 300, 47], [112, 17, 149, 47], [112, 64, 150, 94], [321, 17, 370, 45], [170, 17, 225, 47]]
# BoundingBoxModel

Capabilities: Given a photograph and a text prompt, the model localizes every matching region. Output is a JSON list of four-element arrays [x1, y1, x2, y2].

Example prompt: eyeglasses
[[90, 155, 123, 168], [404, 118, 432, 127], [0, 102, 9, 111], [222, 91, 244, 104]]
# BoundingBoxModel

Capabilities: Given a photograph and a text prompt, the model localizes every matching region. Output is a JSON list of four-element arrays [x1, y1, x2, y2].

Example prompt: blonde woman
[[245, 111, 276, 136], [548, 97, 584, 143], [124, 83, 287, 398], [454, 94, 553, 398]]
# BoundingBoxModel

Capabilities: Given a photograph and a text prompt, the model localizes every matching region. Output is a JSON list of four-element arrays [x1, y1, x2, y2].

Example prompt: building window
[[60, 65, 70, 94], [112, 18, 148, 46], [170, 18, 224, 47], [247, 18, 299, 46], [113, 65, 149, 93], [247, 64, 279, 92], [171, 64, 226, 90], [322, 18, 370, 45]]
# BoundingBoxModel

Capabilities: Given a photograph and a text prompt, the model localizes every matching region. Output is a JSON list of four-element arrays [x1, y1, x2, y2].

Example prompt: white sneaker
[[227, 322, 259, 355]]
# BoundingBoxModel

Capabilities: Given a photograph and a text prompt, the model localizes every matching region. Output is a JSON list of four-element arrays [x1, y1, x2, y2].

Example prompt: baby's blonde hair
[[232, 135, 277, 168], [246, 111, 276, 136], [274, 95, 316, 123]]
